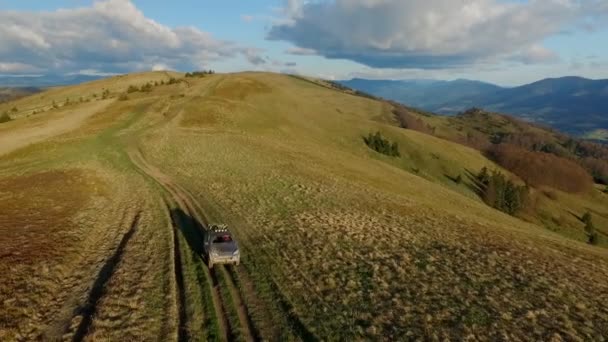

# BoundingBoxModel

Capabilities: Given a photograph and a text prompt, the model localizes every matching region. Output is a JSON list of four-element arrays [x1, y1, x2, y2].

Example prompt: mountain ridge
[[340, 76, 608, 137]]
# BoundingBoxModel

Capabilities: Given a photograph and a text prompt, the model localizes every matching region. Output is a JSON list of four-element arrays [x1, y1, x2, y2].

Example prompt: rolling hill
[[1, 71, 607, 340], [341, 77, 608, 137]]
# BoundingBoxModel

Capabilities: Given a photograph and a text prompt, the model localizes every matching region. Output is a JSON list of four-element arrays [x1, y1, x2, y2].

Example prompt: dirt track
[[128, 148, 256, 342]]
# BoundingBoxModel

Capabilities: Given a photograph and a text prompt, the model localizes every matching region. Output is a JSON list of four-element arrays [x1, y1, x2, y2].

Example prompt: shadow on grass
[[464, 168, 486, 197], [169, 207, 226, 341], [170, 208, 205, 256], [568, 210, 583, 223], [72, 213, 141, 342]]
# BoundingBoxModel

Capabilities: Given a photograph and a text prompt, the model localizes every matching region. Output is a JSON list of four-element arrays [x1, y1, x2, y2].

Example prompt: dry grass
[[2, 71, 608, 340], [0, 84, 182, 340], [0, 164, 147, 340], [141, 72, 608, 339]]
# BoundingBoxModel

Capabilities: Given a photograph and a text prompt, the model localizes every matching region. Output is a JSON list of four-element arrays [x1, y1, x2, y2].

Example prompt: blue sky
[[0, 0, 607, 86]]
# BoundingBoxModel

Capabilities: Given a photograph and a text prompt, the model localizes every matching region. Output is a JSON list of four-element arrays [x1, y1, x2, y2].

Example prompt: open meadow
[[1, 71, 607, 340]]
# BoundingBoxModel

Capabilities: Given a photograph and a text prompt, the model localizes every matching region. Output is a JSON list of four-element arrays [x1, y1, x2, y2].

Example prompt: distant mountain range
[[0, 87, 41, 103], [340, 76, 608, 137], [0, 74, 105, 88]]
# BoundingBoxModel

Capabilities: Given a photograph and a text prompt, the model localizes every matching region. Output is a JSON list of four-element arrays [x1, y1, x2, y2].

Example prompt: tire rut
[[219, 266, 256, 342], [128, 148, 233, 341], [166, 204, 188, 342]]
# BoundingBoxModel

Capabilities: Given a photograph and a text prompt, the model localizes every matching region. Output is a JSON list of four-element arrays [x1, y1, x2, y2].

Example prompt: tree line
[[363, 131, 401, 157], [477, 167, 529, 215], [185, 70, 215, 78]]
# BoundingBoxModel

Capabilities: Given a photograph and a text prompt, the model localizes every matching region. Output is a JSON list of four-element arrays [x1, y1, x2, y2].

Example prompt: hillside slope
[[0, 72, 607, 340], [342, 77, 608, 137]]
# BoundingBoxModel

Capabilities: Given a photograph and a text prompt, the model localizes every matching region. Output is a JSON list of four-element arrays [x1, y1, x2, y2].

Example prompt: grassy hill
[[1, 71, 607, 340]]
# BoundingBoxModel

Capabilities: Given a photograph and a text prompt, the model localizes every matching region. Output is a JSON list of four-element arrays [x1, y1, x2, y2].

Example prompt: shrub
[[487, 144, 593, 193], [118, 93, 129, 101], [582, 212, 592, 225], [363, 131, 400, 157], [0, 112, 12, 123], [101, 89, 110, 99], [392, 107, 435, 135], [127, 85, 139, 93], [168, 78, 179, 85], [11, 106, 18, 113], [140, 83, 153, 92]]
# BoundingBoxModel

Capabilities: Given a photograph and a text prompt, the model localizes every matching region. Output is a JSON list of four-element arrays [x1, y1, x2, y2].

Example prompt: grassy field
[[1, 71, 607, 340]]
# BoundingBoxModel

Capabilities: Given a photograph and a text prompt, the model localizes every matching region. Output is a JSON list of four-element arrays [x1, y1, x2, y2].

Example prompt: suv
[[203, 225, 240, 268]]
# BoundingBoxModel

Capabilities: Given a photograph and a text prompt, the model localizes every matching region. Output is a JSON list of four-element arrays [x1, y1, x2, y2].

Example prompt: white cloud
[[0, 0, 259, 74], [243, 48, 268, 65], [0, 62, 40, 73], [269, 0, 604, 69], [512, 45, 560, 64]]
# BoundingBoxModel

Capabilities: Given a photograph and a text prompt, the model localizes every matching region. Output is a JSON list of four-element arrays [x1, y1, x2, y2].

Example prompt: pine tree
[[504, 182, 521, 215], [478, 167, 490, 185], [583, 212, 598, 245], [582, 211, 592, 225], [391, 142, 400, 157]]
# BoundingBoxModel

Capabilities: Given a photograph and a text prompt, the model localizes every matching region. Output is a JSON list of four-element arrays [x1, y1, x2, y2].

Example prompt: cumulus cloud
[[243, 49, 268, 65], [268, 0, 603, 69], [0, 0, 257, 74], [285, 47, 317, 56]]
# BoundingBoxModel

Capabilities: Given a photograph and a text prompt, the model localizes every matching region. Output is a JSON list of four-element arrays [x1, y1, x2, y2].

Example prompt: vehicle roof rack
[[210, 224, 229, 232]]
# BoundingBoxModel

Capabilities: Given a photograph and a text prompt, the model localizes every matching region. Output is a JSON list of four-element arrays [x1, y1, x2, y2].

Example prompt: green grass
[[215, 268, 244, 341]]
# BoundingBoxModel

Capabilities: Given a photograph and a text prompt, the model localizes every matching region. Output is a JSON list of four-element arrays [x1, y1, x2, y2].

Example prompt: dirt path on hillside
[[128, 148, 257, 342], [0, 99, 113, 156]]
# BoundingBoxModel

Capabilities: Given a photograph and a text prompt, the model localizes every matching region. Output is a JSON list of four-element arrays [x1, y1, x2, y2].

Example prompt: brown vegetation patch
[[488, 144, 593, 193], [0, 169, 101, 263], [393, 106, 436, 135]]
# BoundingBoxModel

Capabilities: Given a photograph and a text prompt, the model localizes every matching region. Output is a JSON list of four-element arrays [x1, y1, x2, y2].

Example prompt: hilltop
[[1, 71, 607, 340]]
